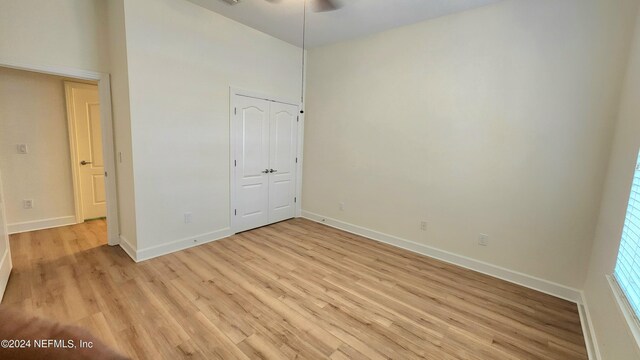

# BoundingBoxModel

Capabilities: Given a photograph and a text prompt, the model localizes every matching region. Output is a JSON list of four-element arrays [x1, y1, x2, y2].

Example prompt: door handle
[[262, 169, 270, 174], [269, 169, 278, 173], [80, 160, 92, 165]]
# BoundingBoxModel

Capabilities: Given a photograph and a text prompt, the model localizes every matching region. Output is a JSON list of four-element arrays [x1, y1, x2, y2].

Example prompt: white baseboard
[[578, 292, 601, 360], [118, 235, 137, 262], [0, 248, 12, 304], [8, 216, 77, 234], [119, 228, 233, 263], [301, 210, 583, 304]]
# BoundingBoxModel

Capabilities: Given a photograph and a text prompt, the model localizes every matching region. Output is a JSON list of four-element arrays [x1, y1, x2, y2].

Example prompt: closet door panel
[[268, 102, 298, 223], [234, 96, 271, 232]]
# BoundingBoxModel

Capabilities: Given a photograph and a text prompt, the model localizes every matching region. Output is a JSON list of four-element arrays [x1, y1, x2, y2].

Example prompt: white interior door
[[66, 82, 107, 221], [268, 102, 298, 223], [232, 94, 299, 233], [0, 168, 12, 303], [234, 96, 271, 232]]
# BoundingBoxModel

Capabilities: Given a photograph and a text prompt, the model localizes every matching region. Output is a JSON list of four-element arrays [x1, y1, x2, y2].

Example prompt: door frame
[[229, 87, 304, 234], [0, 166, 12, 303], [0, 59, 120, 246]]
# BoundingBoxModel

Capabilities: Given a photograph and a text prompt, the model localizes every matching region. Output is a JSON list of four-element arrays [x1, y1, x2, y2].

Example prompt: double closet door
[[233, 95, 299, 233]]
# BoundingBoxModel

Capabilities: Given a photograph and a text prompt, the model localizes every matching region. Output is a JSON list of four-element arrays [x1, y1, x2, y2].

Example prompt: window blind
[[614, 150, 640, 320]]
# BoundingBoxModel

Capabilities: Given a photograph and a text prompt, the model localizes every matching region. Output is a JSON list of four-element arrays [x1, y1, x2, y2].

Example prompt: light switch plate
[[17, 144, 28, 154]]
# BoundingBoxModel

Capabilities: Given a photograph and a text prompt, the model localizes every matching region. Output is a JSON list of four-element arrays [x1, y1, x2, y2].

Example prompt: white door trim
[[229, 87, 303, 233], [295, 103, 305, 218], [0, 167, 12, 303], [0, 59, 120, 246], [231, 87, 300, 107]]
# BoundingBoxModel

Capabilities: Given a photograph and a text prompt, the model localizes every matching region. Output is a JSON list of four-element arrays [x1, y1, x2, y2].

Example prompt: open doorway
[[0, 63, 119, 246]]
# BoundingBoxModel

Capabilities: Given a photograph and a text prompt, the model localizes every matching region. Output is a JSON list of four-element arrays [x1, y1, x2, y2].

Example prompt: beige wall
[[0, 0, 108, 72], [0, 67, 76, 229], [583, 5, 640, 359], [122, 0, 303, 252], [303, 0, 639, 289]]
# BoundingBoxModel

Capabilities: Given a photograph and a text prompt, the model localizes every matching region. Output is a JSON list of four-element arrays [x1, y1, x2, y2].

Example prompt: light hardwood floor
[[1, 218, 587, 359]]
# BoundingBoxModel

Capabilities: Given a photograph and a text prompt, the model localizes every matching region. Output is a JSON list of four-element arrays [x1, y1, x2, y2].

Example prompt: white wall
[[122, 0, 303, 253], [303, 0, 639, 289], [106, 0, 137, 248], [583, 5, 640, 359], [0, 0, 108, 72], [0, 67, 77, 231]]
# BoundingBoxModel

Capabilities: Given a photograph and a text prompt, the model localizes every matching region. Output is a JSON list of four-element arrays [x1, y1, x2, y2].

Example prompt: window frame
[[608, 274, 640, 347], [610, 149, 640, 348]]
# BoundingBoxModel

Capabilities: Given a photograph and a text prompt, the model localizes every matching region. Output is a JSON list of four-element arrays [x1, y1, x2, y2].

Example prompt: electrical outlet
[[420, 221, 428, 231], [478, 234, 489, 246], [23, 199, 33, 209], [184, 212, 192, 224], [339, 202, 345, 211], [17, 144, 28, 154]]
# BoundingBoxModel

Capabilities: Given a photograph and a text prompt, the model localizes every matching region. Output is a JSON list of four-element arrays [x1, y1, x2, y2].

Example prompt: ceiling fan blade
[[312, 0, 341, 12]]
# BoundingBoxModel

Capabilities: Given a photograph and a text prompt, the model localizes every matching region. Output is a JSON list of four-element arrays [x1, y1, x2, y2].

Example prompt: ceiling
[[186, 0, 504, 48]]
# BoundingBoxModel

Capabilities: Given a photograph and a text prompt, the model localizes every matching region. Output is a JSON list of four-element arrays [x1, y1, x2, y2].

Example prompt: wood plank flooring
[[1, 218, 587, 359]]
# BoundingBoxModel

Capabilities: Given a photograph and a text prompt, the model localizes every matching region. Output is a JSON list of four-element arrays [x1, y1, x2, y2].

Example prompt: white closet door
[[268, 102, 298, 223], [234, 96, 271, 232]]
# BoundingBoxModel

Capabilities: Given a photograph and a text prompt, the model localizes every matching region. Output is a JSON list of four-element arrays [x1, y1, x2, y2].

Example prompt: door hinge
[[234, 160, 237, 167], [297, 116, 299, 122], [294, 197, 297, 203], [234, 209, 237, 216], [104, 171, 108, 177], [234, 107, 237, 115], [295, 157, 298, 164]]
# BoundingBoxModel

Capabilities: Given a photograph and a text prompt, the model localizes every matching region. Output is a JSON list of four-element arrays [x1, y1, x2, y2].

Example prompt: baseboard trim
[[8, 216, 77, 234], [118, 235, 137, 262], [301, 210, 582, 304], [578, 292, 601, 360], [120, 228, 234, 263], [0, 248, 13, 304], [136, 228, 233, 262]]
